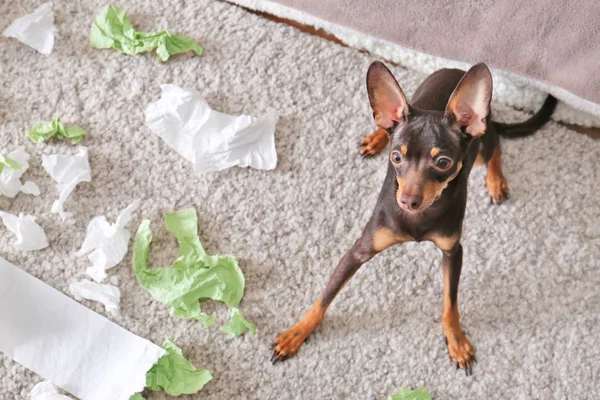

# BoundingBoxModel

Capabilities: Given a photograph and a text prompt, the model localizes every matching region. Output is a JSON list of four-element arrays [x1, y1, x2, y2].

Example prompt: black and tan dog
[[271, 62, 557, 375]]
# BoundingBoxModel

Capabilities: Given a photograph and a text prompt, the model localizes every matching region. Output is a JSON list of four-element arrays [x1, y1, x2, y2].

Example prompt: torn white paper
[[42, 147, 92, 219], [0, 211, 48, 251], [75, 200, 139, 282], [145, 84, 279, 173], [30, 381, 72, 400], [0, 147, 40, 198], [0, 256, 166, 400], [69, 280, 120, 316], [2, 2, 57, 55]]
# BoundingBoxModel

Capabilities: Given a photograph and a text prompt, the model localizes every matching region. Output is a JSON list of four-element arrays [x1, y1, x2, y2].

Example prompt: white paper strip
[[2, 2, 57, 55], [0, 256, 165, 400]]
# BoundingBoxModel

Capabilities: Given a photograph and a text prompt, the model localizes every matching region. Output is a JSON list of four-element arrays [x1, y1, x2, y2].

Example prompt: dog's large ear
[[445, 63, 493, 137], [367, 61, 409, 130]]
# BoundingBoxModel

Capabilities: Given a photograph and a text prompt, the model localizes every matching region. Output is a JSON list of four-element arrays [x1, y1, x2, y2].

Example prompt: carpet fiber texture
[[1, 1, 599, 399]]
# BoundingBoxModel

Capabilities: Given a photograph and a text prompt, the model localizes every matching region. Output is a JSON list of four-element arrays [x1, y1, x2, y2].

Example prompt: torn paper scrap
[[69, 280, 121, 316], [221, 307, 256, 337], [2, 2, 57, 55], [0, 211, 48, 251], [90, 4, 202, 61], [388, 387, 431, 400], [42, 147, 92, 219], [129, 394, 144, 400], [145, 339, 212, 396], [133, 208, 245, 327], [145, 84, 279, 172], [0, 256, 166, 400], [0, 148, 40, 198], [27, 118, 87, 144], [75, 200, 139, 282], [30, 381, 72, 400]]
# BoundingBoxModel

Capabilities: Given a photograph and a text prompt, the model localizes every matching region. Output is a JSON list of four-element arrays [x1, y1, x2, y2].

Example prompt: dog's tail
[[494, 95, 558, 138]]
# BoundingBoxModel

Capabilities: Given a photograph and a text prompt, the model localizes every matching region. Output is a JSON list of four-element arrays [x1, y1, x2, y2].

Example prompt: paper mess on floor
[[221, 307, 257, 337], [145, 339, 212, 396], [69, 280, 121, 316], [90, 4, 202, 61], [145, 84, 279, 172], [0, 256, 166, 400], [2, 2, 57, 55], [0, 211, 48, 251], [28, 118, 87, 144], [42, 147, 92, 219], [30, 381, 72, 400], [133, 208, 249, 327], [0, 148, 40, 198], [388, 387, 431, 400], [76, 200, 139, 282]]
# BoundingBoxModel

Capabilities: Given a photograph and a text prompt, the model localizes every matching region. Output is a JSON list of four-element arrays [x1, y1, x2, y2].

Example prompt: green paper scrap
[[146, 339, 212, 396], [220, 307, 256, 337], [90, 4, 203, 61], [0, 154, 21, 174], [133, 208, 245, 327], [129, 394, 145, 400], [388, 387, 431, 400], [27, 118, 87, 144]]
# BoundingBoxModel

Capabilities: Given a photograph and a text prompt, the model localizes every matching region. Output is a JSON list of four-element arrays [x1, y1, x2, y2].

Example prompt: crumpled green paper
[[130, 339, 212, 399], [90, 4, 203, 61], [27, 118, 87, 144], [133, 208, 246, 327], [388, 387, 431, 400], [220, 307, 256, 337], [0, 154, 21, 174]]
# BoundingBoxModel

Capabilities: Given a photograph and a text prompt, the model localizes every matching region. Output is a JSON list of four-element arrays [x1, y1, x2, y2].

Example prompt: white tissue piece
[[2, 2, 57, 55], [30, 381, 72, 400], [0, 211, 49, 251], [75, 200, 139, 282], [69, 280, 121, 316], [0, 147, 40, 198], [0, 256, 166, 400], [42, 147, 92, 220], [145, 84, 279, 173]]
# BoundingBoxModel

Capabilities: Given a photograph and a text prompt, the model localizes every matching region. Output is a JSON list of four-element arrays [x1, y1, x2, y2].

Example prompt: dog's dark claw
[[456, 362, 459, 369], [270, 354, 277, 364], [473, 355, 477, 364]]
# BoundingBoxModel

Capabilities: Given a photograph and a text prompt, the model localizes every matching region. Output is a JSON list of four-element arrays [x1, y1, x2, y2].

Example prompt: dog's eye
[[436, 157, 452, 169], [391, 151, 402, 164]]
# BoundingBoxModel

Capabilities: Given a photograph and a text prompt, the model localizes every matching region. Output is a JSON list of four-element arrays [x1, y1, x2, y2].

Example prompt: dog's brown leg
[[360, 128, 389, 157], [439, 241, 476, 375], [272, 226, 404, 362], [485, 146, 509, 204]]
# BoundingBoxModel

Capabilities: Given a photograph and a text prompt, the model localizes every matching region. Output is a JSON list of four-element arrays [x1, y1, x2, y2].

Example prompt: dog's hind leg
[[485, 146, 509, 204], [360, 128, 389, 157]]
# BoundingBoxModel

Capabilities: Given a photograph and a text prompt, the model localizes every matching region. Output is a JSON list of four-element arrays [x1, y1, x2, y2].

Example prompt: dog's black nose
[[400, 193, 423, 210]]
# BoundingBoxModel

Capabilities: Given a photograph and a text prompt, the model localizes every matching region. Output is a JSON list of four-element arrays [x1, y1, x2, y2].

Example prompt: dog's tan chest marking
[[372, 227, 410, 252]]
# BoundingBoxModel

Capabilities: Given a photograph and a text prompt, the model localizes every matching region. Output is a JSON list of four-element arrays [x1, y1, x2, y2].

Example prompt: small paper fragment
[[69, 280, 121, 316], [145, 339, 212, 396], [76, 200, 139, 282], [145, 84, 278, 172], [388, 387, 431, 400], [220, 307, 256, 337], [0, 148, 40, 198], [42, 147, 92, 219], [30, 380, 72, 400], [90, 5, 202, 61], [2, 2, 57, 55], [0, 211, 49, 251], [27, 118, 87, 144]]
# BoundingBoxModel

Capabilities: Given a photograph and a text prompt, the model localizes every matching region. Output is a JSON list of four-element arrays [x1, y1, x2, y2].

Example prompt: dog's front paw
[[360, 129, 389, 157], [270, 324, 312, 363], [486, 173, 509, 204], [445, 333, 476, 375]]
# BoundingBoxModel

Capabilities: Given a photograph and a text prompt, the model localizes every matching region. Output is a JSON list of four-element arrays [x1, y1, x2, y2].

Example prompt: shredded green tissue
[[129, 394, 145, 400], [388, 387, 431, 400], [133, 208, 248, 327], [0, 154, 21, 174], [90, 4, 203, 61], [221, 307, 257, 337], [146, 339, 212, 395], [27, 118, 87, 144]]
